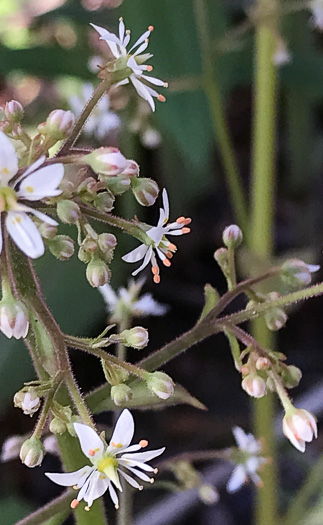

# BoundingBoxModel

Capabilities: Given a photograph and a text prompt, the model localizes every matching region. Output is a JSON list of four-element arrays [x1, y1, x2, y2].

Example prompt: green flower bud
[[111, 384, 133, 406], [48, 235, 74, 261], [78, 246, 91, 263], [38, 222, 58, 240], [86, 259, 111, 287], [106, 174, 131, 195], [280, 365, 302, 388], [95, 191, 115, 212], [40, 109, 75, 140], [146, 371, 175, 400], [118, 326, 149, 349], [131, 177, 159, 206], [57, 199, 81, 224], [49, 417, 67, 435], [222, 225, 243, 248], [198, 484, 220, 505], [281, 259, 320, 289], [20, 437, 44, 468], [98, 233, 117, 253], [5, 100, 24, 122]]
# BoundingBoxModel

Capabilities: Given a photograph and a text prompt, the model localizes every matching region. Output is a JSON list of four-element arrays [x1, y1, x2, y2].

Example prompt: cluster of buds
[[0, 99, 25, 138], [78, 231, 117, 287], [49, 402, 79, 437], [247, 292, 288, 332], [100, 360, 133, 406], [38, 109, 75, 144]]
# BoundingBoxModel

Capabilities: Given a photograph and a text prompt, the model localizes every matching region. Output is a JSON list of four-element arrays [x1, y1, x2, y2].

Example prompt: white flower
[[272, 42, 291, 67], [312, 1, 323, 30], [21, 392, 41, 416], [122, 189, 191, 283], [45, 409, 165, 511], [0, 132, 64, 258], [282, 408, 317, 452], [69, 83, 120, 140], [99, 278, 168, 320], [226, 427, 267, 493], [91, 18, 168, 111]]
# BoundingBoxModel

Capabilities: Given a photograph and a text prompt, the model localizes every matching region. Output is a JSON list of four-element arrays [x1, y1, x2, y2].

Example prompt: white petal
[[118, 458, 154, 472], [130, 76, 155, 111], [122, 244, 148, 263], [108, 481, 119, 508], [77, 471, 96, 501], [0, 213, 3, 255], [85, 471, 110, 507], [119, 469, 142, 489], [45, 466, 94, 487], [21, 156, 46, 178], [132, 246, 154, 276], [132, 41, 149, 57], [226, 465, 247, 493], [73, 423, 105, 460], [134, 294, 168, 316], [0, 132, 18, 184], [25, 207, 58, 226], [110, 409, 134, 449], [118, 18, 125, 43], [118, 444, 142, 454], [142, 75, 166, 87], [99, 283, 118, 310], [125, 465, 152, 482], [6, 212, 44, 258], [18, 164, 64, 201], [121, 447, 165, 463], [232, 427, 249, 450], [129, 30, 151, 53]]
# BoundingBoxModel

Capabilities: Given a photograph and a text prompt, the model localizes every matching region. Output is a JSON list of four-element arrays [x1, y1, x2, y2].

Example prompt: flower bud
[[20, 437, 44, 468], [49, 417, 67, 435], [38, 222, 58, 240], [222, 225, 243, 248], [82, 235, 98, 253], [5, 100, 24, 122], [106, 174, 131, 195], [282, 408, 317, 452], [118, 326, 149, 349], [111, 384, 133, 406], [256, 357, 271, 370], [146, 371, 175, 400], [131, 177, 159, 206], [78, 246, 91, 263], [40, 109, 75, 140], [241, 374, 266, 398], [0, 298, 29, 339], [265, 306, 287, 331], [48, 235, 74, 261], [95, 191, 115, 212], [57, 199, 81, 224], [280, 365, 302, 389], [16, 390, 41, 416], [198, 484, 220, 505], [281, 259, 320, 288], [1, 435, 24, 462], [98, 233, 117, 253], [84, 147, 128, 177], [86, 259, 111, 287], [123, 160, 140, 177]]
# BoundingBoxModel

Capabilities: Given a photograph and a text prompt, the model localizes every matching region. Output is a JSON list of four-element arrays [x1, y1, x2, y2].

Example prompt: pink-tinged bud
[[256, 357, 271, 370], [281, 259, 320, 288], [146, 371, 175, 400], [131, 177, 159, 206], [38, 222, 58, 240], [57, 199, 81, 224], [14, 390, 41, 416], [48, 235, 74, 261], [123, 160, 140, 177], [84, 147, 128, 177], [95, 191, 115, 212], [241, 374, 266, 398], [111, 384, 133, 406], [5, 100, 24, 122], [86, 259, 111, 287], [20, 437, 44, 468], [98, 233, 117, 253], [41, 109, 75, 140], [222, 225, 243, 248], [282, 408, 317, 452], [0, 299, 29, 339]]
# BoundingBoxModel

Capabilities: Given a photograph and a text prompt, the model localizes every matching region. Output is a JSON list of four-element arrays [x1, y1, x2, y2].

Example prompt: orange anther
[[166, 251, 173, 259], [110, 441, 117, 447], [182, 227, 191, 234], [184, 218, 192, 225], [148, 25, 154, 31], [151, 265, 159, 275], [158, 94, 166, 102], [176, 216, 186, 224], [88, 450, 96, 457], [153, 275, 161, 284], [147, 65, 153, 72], [163, 259, 171, 267], [139, 439, 149, 448], [168, 243, 177, 251], [71, 499, 79, 509]]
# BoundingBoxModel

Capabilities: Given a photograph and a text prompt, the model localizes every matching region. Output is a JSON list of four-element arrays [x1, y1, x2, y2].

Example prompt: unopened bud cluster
[[78, 232, 117, 288]]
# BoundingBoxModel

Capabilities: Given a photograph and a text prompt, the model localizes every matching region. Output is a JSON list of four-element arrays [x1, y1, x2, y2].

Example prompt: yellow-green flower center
[[0, 186, 18, 211], [97, 455, 118, 474]]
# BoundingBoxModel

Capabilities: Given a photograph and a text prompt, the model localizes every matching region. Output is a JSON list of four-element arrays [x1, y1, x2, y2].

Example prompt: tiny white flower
[[21, 392, 41, 416], [45, 409, 165, 511], [91, 18, 168, 111], [282, 408, 317, 452], [272, 42, 291, 67], [122, 189, 191, 283], [69, 83, 120, 140], [227, 427, 267, 493], [311, 0, 323, 30], [1, 435, 24, 462], [0, 132, 64, 258], [99, 278, 168, 320]]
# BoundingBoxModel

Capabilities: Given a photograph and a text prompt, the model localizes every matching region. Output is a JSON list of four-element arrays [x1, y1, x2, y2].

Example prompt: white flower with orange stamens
[[0, 132, 63, 258], [91, 18, 167, 111], [227, 427, 267, 493], [45, 410, 165, 511], [122, 189, 191, 283], [282, 408, 317, 452]]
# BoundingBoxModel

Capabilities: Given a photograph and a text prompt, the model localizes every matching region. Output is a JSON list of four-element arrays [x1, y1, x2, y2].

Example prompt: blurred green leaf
[[0, 496, 33, 525]]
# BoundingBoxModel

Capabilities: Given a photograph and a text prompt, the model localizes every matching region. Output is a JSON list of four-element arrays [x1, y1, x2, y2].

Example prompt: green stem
[[58, 78, 112, 155], [16, 491, 73, 525], [249, 0, 278, 522], [33, 385, 61, 439], [194, 0, 249, 231]]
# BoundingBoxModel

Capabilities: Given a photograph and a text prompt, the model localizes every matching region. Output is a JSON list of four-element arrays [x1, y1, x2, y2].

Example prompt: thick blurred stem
[[250, 1, 278, 523], [194, 0, 249, 231]]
